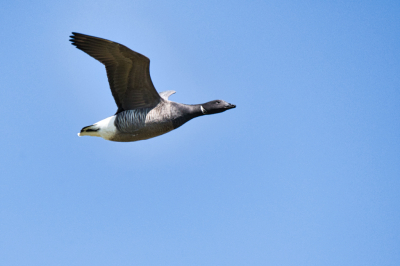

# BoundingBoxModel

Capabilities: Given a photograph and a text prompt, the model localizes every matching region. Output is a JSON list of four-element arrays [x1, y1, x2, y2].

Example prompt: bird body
[[70, 33, 235, 142]]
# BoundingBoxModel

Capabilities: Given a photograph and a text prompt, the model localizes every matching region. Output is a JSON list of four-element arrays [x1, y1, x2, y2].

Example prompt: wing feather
[[70, 32, 160, 113]]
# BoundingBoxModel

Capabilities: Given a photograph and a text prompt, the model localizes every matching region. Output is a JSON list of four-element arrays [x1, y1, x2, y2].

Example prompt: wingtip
[[69, 32, 82, 41], [69, 33, 76, 42]]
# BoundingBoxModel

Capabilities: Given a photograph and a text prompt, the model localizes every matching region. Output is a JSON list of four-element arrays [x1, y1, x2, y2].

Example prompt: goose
[[70, 33, 236, 142]]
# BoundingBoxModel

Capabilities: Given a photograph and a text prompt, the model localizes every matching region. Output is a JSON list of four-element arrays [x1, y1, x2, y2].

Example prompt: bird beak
[[226, 103, 236, 109]]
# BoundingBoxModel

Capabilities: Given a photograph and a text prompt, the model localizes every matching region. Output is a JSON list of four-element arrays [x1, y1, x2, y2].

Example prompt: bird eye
[[216, 101, 220, 104]]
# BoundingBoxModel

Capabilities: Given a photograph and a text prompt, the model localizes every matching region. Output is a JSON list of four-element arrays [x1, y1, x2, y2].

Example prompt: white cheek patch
[[201, 105, 207, 114]]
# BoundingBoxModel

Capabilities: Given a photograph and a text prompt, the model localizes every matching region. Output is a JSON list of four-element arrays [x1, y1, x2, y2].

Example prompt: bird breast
[[112, 102, 174, 142]]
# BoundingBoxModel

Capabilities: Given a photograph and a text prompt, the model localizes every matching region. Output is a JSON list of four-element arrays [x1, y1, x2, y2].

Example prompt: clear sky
[[1, 1, 399, 265]]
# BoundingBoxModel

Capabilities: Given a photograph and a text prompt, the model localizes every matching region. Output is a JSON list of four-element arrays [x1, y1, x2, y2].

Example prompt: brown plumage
[[71, 33, 236, 142], [70, 32, 161, 114]]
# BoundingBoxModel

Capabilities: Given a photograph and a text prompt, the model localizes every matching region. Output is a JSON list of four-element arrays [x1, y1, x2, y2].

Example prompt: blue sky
[[1, 0, 399, 265]]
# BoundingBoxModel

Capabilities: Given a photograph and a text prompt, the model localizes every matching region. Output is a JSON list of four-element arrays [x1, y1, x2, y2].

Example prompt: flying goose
[[70, 33, 236, 142]]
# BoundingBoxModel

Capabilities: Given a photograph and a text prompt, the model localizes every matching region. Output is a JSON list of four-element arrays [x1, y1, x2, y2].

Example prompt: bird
[[70, 33, 236, 142]]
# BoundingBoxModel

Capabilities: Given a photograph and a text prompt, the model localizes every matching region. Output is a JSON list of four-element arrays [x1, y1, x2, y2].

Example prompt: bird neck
[[170, 103, 205, 129], [183, 104, 205, 117]]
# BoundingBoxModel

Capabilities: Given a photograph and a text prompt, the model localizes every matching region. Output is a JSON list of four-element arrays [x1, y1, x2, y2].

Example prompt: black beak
[[226, 103, 236, 109]]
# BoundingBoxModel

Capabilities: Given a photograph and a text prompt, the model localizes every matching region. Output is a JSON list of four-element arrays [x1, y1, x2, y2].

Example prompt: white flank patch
[[94, 115, 117, 140], [201, 105, 207, 114]]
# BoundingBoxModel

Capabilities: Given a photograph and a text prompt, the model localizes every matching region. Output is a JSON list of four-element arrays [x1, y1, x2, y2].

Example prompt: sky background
[[1, 0, 399, 265]]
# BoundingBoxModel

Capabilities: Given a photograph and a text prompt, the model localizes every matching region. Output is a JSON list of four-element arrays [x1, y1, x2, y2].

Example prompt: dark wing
[[70, 32, 160, 114]]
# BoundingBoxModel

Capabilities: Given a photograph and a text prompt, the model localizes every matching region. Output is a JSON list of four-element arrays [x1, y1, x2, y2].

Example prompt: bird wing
[[159, 90, 176, 100], [70, 32, 160, 114]]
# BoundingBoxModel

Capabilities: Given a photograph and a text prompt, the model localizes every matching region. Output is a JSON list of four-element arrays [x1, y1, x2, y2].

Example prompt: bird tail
[[78, 124, 100, 137]]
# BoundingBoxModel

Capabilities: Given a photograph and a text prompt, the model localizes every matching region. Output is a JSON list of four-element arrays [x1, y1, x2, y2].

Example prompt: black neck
[[170, 103, 205, 129]]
